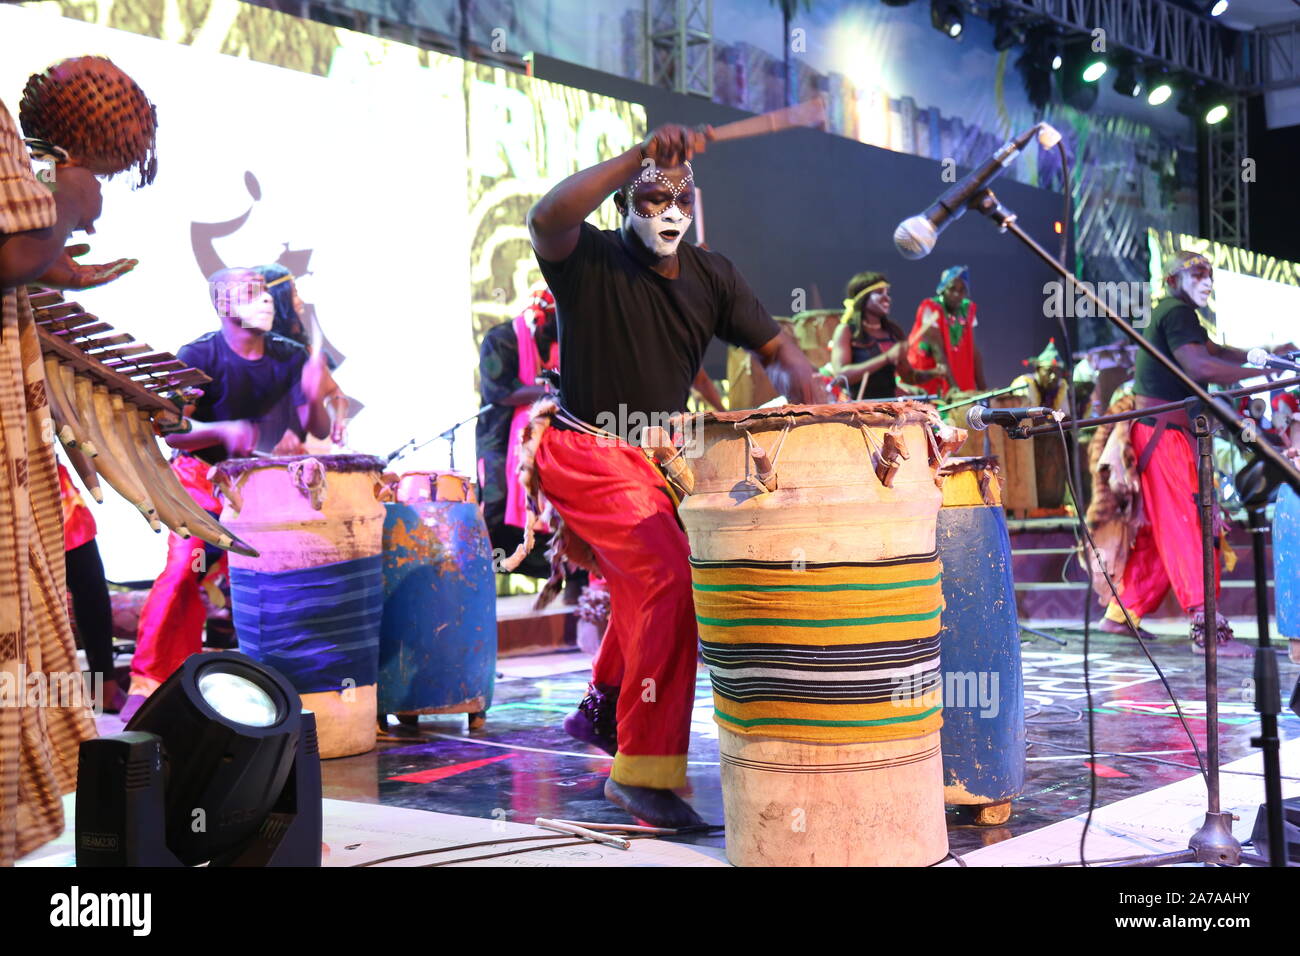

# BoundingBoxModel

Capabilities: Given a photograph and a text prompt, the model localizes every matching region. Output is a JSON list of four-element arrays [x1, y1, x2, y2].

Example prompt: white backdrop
[[1, 6, 476, 580]]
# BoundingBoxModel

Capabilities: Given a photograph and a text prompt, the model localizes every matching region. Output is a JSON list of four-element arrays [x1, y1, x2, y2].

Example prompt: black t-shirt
[[535, 223, 780, 436], [177, 330, 308, 464], [1134, 296, 1210, 402], [850, 327, 901, 399]]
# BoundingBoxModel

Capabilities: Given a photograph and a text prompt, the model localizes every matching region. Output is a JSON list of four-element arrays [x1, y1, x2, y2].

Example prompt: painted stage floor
[[323, 624, 1300, 863], [25, 622, 1296, 866]]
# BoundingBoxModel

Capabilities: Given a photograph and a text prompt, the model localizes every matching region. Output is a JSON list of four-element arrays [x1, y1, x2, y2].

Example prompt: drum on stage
[[376, 471, 496, 727], [1273, 483, 1300, 664], [670, 400, 963, 866], [211, 454, 387, 759], [936, 457, 1025, 824]]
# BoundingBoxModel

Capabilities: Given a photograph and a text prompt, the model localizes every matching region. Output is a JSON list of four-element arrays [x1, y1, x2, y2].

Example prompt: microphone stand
[[385, 406, 492, 471], [967, 185, 1299, 868]]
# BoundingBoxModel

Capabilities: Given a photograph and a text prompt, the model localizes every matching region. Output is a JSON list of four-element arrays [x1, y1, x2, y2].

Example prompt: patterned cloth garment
[[0, 96, 96, 867]]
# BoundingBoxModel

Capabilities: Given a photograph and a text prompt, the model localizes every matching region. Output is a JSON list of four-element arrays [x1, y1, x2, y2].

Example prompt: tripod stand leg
[[1247, 503, 1288, 867]]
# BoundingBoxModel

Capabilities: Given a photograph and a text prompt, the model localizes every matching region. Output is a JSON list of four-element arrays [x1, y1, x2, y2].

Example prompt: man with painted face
[[528, 123, 822, 828], [126, 267, 335, 718], [1101, 251, 1270, 656]]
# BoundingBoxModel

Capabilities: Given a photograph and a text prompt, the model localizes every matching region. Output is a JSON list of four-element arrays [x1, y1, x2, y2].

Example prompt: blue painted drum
[[936, 456, 1025, 824], [1273, 483, 1300, 665], [377, 472, 497, 727]]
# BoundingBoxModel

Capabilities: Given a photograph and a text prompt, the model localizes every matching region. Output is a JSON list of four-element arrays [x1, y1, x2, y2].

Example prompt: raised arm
[[527, 124, 710, 262]]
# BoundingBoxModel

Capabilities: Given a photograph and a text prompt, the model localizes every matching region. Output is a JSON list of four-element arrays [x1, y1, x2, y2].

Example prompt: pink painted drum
[[211, 454, 387, 759], [665, 400, 965, 866]]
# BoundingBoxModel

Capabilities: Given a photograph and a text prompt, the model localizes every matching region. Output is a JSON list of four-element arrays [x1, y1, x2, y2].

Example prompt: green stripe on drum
[[693, 572, 942, 593], [696, 606, 942, 628], [713, 706, 943, 729]]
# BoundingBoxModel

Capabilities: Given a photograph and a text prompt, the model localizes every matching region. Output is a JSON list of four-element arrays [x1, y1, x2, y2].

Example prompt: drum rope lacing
[[738, 417, 794, 492]]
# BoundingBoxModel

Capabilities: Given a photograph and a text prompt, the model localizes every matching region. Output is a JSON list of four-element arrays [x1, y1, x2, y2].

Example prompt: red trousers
[[1113, 422, 1220, 621], [536, 428, 697, 789], [131, 455, 226, 692]]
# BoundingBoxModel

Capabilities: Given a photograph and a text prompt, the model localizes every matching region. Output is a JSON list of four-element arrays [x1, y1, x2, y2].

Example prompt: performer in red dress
[[906, 265, 987, 397]]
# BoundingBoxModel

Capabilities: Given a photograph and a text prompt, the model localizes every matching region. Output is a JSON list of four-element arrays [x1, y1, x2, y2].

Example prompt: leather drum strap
[[1136, 416, 1169, 475]]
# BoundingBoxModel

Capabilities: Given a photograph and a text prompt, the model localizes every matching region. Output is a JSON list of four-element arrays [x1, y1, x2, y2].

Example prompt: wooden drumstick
[[704, 95, 828, 144]]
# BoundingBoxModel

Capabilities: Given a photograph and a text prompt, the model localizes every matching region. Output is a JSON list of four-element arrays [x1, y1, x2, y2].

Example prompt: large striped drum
[[670, 401, 964, 867], [936, 457, 1025, 824], [1273, 483, 1300, 664], [212, 454, 387, 758]]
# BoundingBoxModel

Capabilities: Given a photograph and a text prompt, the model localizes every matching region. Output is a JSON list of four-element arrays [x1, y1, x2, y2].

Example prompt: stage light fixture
[[931, 0, 964, 39], [1209, 0, 1229, 16], [1148, 80, 1174, 106], [76, 650, 323, 867], [1052, 52, 1063, 71], [1113, 62, 1141, 98], [1205, 101, 1229, 124], [1059, 43, 1101, 110], [1082, 58, 1107, 82]]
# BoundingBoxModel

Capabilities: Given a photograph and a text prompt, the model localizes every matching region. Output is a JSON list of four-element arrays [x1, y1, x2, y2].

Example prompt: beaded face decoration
[[624, 161, 694, 258]]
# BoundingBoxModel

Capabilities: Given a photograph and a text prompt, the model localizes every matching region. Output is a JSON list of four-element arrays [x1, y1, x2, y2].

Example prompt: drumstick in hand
[[705, 95, 829, 144]]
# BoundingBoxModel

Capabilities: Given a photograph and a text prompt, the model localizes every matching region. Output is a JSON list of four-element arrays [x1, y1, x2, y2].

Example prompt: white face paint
[[1175, 264, 1213, 308], [625, 163, 694, 259], [630, 204, 692, 257]]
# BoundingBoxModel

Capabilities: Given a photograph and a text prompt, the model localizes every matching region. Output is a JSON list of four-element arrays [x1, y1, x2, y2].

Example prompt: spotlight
[[931, 0, 964, 39], [1060, 42, 1102, 110], [1052, 53, 1063, 71], [1113, 61, 1141, 98], [1146, 69, 1175, 106], [76, 651, 322, 867], [1205, 102, 1230, 124], [1209, 0, 1229, 16]]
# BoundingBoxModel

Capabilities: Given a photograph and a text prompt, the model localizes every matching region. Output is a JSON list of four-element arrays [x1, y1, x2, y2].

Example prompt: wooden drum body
[[935, 457, 1025, 824], [674, 401, 961, 867], [213, 454, 387, 759], [377, 471, 497, 724]]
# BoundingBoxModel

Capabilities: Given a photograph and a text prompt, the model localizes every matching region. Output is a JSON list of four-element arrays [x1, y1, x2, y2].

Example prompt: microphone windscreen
[[893, 216, 936, 260], [966, 405, 989, 431], [1247, 347, 1269, 367]]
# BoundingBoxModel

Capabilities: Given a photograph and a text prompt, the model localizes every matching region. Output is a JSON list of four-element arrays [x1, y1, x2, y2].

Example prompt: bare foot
[[604, 777, 705, 830]]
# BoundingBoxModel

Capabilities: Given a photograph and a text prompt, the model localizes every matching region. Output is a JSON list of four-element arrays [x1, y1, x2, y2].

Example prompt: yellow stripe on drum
[[940, 456, 1003, 508]]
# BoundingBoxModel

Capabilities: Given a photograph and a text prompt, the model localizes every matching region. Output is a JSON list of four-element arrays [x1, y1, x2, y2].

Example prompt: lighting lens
[[1051, 54, 1063, 70], [1210, 0, 1228, 16], [1205, 104, 1229, 125], [199, 671, 279, 727], [1148, 83, 1173, 106], [1083, 61, 1107, 83], [948, 22, 962, 38]]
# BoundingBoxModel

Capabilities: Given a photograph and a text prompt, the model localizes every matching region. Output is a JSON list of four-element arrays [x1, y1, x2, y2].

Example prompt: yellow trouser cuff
[[1105, 601, 1138, 627], [611, 753, 687, 789]]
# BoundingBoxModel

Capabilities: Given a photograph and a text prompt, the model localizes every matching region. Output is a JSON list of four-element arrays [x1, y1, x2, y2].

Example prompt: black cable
[[1053, 420, 1216, 864], [1055, 420, 1210, 771], [1049, 138, 1101, 867]]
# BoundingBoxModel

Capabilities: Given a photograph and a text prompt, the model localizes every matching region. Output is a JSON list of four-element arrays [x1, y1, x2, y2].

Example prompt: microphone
[[967, 404, 1061, 432], [1247, 348, 1300, 374], [894, 122, 1062, 260]]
